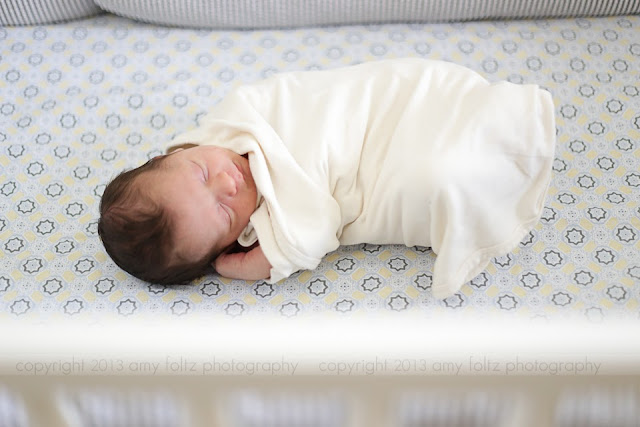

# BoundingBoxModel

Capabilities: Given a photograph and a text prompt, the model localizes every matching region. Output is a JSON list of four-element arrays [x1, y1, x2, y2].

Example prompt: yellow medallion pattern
[[0, 15, 639, 319]]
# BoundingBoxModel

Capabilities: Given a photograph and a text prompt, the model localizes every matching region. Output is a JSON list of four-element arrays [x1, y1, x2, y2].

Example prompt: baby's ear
[[166, 143, 199, 154]]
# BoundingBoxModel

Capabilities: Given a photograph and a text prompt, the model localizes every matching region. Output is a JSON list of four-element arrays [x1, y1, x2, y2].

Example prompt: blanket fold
[[171, 58, 556, 298]]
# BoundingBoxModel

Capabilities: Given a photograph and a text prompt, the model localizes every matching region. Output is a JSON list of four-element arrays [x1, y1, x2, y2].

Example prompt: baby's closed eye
[[190, 160, 207, 182], [219, 204, 232, 227], [199, 164, 208, 182]]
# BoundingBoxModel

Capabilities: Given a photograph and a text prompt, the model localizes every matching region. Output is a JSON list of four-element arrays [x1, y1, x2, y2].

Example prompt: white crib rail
[[1, 315, 639, 427], [1, 375, 639, 427]]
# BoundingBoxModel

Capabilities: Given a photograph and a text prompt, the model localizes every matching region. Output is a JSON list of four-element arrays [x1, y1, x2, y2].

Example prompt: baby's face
[[142, 145, 258, 263]]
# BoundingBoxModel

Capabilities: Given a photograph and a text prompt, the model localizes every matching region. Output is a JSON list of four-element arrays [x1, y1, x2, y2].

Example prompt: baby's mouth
[[233, 162, 245, 186]]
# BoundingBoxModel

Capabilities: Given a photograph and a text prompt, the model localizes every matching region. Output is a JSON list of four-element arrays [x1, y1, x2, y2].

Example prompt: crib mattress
[[0, 14, 639, 320]]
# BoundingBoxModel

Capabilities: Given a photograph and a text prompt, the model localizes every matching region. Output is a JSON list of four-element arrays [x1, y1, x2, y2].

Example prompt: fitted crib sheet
[[0, 14, 639, 320]]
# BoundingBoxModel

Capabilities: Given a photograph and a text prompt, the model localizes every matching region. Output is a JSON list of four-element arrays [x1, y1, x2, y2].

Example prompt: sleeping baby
[[98, 58, 556, 298]]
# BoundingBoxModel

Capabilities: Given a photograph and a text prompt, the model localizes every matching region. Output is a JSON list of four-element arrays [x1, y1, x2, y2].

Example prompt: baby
[[99, 142, 270, 284], [99, 58, 555, 298]]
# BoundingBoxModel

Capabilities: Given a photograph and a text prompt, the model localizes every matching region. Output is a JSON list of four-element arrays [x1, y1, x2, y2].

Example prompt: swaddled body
[[171, 58, 556, 298]]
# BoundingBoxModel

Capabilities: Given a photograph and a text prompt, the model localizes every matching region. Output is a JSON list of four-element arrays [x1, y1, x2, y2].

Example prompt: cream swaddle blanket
[[171, 58, 556, 298]]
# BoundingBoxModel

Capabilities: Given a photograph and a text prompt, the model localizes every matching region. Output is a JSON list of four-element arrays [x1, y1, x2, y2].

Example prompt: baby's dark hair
[[98, 153, 216, 285]]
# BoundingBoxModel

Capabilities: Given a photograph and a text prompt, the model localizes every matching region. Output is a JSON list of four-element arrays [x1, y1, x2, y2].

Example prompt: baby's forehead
[[140, 170, 198, 214], [131, 169, 174, 207], [139, 159, 182, 183], [166, 206, 219, 263]]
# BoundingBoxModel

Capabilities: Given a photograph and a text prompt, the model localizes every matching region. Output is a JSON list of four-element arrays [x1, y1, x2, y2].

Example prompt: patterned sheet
[[0, 14, 639, 320]]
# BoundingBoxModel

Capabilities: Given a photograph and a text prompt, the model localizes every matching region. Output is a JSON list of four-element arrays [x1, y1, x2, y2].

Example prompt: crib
[[1, 0, 639, 425]]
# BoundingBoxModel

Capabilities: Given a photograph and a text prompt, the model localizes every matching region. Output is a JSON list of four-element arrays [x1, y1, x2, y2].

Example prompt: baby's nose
[[213, 171, 237, 197]]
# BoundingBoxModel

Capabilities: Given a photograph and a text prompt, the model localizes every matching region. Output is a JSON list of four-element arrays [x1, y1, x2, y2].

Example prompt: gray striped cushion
[[0, 0, 102, 25], [94, 0, 640, 29]]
